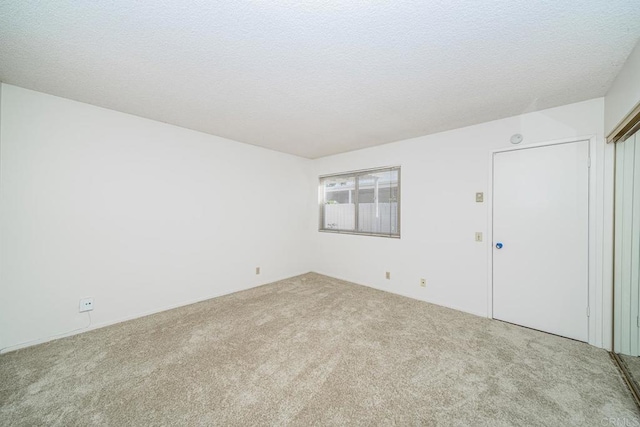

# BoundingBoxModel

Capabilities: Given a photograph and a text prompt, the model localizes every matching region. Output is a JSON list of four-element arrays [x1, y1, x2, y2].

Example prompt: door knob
[[495, 242, 503, 249]]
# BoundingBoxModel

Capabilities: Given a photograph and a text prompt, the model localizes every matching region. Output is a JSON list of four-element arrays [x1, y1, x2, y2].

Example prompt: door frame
[[487, 135, 597, 344]]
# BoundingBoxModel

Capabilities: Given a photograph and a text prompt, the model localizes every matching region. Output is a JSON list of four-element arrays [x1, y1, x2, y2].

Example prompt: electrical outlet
[[475, 232, 483, 242], [256, 267, 260, 275], [79, 298, 94, 313], [385, 272, 391, 280], [420, 278, 426, 287]]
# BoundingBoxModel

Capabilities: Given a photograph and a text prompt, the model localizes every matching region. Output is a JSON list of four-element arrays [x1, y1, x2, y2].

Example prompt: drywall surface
[[605, 39, 640, 135], [2, 2, 639, 158], [0, 85, 614, 352], [309, 98, 614, 349], [0, 84, 312, 351]]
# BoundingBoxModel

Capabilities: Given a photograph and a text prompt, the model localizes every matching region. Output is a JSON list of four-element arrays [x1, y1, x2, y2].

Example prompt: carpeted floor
[[621, 354, 640, 390], [1, 273, 638, 426]]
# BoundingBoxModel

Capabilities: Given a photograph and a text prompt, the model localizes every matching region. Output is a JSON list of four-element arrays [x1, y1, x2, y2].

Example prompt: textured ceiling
[[1, 1, 639, 158]]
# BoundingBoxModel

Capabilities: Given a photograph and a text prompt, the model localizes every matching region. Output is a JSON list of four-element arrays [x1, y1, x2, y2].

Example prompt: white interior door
[[492, 141, 589, 342]]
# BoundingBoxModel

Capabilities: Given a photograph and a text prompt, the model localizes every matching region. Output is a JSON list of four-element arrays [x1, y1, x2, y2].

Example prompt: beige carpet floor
[[621, 354, 640, 391], [1, 273, 638, 426]]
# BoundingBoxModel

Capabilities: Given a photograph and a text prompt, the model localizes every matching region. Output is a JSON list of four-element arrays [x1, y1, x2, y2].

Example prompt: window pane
[[319, 167, 400, 237], [322, 175, 356, 231], [357, 169, 399, 235]]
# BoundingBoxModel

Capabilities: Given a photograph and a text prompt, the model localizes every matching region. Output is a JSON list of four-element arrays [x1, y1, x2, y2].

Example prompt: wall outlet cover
[[79, 298, 94, 312]]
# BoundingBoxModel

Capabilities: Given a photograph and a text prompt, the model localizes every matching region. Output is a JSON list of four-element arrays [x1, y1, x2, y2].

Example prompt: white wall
[[0, 85, 617, 353], [308, 98, 614, 349], [0, 84, 312, 352], [605, 39, 640, 135]]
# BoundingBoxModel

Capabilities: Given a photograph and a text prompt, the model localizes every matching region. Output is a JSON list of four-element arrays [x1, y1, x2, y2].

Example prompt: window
[[319, 166, 400, 238]]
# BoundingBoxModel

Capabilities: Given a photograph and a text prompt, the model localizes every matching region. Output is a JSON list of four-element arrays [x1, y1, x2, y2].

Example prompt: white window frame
[[318, 166, 401, 238]]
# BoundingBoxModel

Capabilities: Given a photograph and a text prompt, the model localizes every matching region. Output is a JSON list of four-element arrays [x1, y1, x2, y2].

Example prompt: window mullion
[[319, 178, 325, 231], [354, 174, 359, 233]]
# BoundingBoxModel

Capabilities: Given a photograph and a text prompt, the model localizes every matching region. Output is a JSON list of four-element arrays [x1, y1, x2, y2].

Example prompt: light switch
[[476, 192, 484, 203], [475, 232, 483, 242]]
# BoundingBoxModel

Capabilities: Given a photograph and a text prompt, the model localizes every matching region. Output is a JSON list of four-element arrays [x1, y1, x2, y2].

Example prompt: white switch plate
[[420, 278, 426, 287], [256, 267, 260, 275], [476, 192, 484, 203], [385, 272, 391, 280], [475, 232, 483, 242], [79, 298, 94, 312]]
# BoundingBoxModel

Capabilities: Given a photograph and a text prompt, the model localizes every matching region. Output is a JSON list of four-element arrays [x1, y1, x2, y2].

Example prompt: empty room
[[2, 1, 640, 425]]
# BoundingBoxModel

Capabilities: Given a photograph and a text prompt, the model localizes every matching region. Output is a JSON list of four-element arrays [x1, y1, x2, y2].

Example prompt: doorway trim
[[486, 135, 598, 345]]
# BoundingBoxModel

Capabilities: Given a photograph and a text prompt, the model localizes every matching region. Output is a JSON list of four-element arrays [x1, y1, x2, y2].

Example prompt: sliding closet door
[[614, 130, 640, 356]]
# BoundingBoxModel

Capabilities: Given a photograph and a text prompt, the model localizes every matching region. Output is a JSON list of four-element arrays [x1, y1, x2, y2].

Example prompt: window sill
[[318, 229, 401, 239]]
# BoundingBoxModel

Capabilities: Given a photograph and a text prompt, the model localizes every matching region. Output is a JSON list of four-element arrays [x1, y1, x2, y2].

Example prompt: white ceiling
[[1, 1, 639, 159]]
